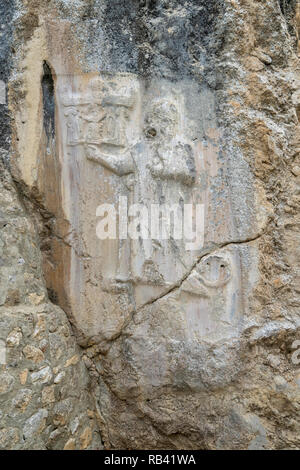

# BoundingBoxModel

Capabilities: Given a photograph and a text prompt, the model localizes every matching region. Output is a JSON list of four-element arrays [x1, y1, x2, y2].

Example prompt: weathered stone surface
[[0, 160, 102, 449], [0, 0, 299, 450]]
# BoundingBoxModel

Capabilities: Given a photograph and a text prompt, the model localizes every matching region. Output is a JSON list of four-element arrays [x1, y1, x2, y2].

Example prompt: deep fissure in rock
[[42, 61, 55, 140]]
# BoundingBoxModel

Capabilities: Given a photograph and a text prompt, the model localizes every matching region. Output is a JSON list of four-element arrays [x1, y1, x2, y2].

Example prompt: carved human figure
[[101, 106, 127, 147], [123, 98, 198, 304], [81, 80, 137, 293], [144, 99, 196, 186], [64, 107, 82, 145], [81, 104, 104, 144], [63, 80, 198, 310]]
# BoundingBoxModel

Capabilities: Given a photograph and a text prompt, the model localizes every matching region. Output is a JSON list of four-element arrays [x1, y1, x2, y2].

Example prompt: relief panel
[[43, 73, 245, 346]]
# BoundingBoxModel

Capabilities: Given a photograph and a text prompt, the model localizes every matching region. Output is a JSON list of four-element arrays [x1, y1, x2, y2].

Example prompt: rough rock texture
[[0, 0, 300, 450], [0, 159, 102, 450]]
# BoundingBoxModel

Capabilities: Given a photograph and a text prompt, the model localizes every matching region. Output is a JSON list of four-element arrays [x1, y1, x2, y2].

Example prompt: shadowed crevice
[[42, 61, 55, 140]]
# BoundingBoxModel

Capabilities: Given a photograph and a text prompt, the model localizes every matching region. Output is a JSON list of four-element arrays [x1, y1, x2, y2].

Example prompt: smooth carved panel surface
[[37, 72, 248, 346]]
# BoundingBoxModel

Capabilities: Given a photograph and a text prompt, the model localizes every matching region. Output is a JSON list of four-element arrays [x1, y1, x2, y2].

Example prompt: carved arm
[[85, 144, 134, 177]]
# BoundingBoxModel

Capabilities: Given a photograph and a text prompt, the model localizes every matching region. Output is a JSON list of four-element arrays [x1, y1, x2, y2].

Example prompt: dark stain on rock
[[17, 12, 39, 42], [0, 0, 15, 153], [279, 0, 297, 16], [47, 287, 59, 305], [278, 0, 298, 46], [42, 61, 55, 141], [101, 0, 224, 82]]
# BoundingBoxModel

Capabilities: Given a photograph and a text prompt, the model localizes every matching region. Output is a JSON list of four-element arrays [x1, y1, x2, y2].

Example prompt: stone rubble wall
[[0, 158, 103, 449]]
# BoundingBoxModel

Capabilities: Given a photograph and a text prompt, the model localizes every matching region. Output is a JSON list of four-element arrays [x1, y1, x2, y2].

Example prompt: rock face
[[0, 159, 102, 449], [0, 0, 300, 449]]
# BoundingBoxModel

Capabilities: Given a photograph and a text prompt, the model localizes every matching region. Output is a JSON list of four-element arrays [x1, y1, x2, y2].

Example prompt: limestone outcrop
[[0, 0, 299, 449]]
